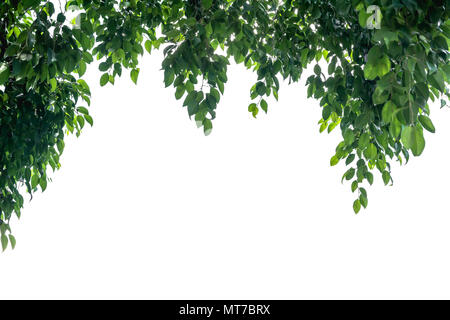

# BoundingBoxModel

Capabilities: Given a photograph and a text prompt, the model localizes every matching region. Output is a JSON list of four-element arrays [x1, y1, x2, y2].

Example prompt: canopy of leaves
[[0, 0, 448, 250]]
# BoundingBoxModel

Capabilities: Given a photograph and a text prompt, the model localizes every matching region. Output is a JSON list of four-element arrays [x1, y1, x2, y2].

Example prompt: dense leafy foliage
[[0, 0, 448, 250]]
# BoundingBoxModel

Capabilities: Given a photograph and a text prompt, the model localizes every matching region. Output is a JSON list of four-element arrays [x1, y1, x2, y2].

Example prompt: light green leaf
[[343, 129, 355, 146], [78, 60, 86, 77], [330, 156, 339, 166], [364, 46, 391, 80], [358, 133, 370, 149], [144, 40, 152, 54], [351, 180, 358, 192], [31, 174, 39, 189], [358, 9, 370, 28], [203, 119, 213, 136], [364, 143, 377, 160], [40, 177, 47, 192], [401, 125, 425, 156], [389, 116, 402, 138], [353, 199, 361, 214], [372, 86, 389, 105], [1, 234, 8, 252], [131, 68, 140, 85], [248, 103, 258, 118], [382, 101, 396, 124], [49, 78, 57, 92], [382, 171, 391, 185], [8, 234, 16, 250]]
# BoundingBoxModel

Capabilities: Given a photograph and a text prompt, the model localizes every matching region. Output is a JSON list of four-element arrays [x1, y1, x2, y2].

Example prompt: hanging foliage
[[0, 0, 449, 250]]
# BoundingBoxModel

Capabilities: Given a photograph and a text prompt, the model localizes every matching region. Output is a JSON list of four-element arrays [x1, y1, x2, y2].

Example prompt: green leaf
[[360, 194, 368, 209], [322, 105, 332, 120], [428, 71, 445, 93], [373, 29, 399, 47], [205, 23, 213, 36], [5, 45, 19, 57], [203, 119, 213, 136], [211, 39, 219, 50], [201, 0, 213, 9], [175, 85, 185, 100], [330, 156, 339, 166], [77, 115, 85, 129], [8, 234, 16, 250], [344, 168, 355, 181], [183, 91, 196, 107], [389, 117, 402, 138], [57, 139, 65, 154], [364, 143, 377, 161], [31, 174, 39, 189], [84, 114, 94, 126], [358, 133, 370, 149], [22, 0, 41, 10], [260, 99, 268, 113], [99, 62, 110, 72], [364, 46, 391, 80], [343, 129, 355, 146], [328, 57, 337, 75], [131, 68, 140, 85], [40, 177, 47, 192], [418, 115, 435, 133], [49, 78, 57, 92], [164, 68, 175, 87], [382, 171, 391, 185], [77, 107, 89, 115], [1, 234, 8, 252], [353, 199, 361, 214], [345, 154, 355, 166], [351, 180, 358, 192], [57, 13, 66, 23], [248, 103, 258, 118], [382, 101, 396, 124], [365, 171, 374, 185], [314, 64, 321, 76], [255, 82, 266, 96], [144, 40, 152, 54], [372, 86, 389, 105], [401, 125, 425, 156], [78, 60, 87, 77], [358, 8, 370, 28], [0, 63, 10, 85], [100, 73, 109, 87]]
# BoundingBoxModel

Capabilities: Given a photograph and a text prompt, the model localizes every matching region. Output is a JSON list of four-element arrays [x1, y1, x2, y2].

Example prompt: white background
[[1, 49, 449, 300]]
